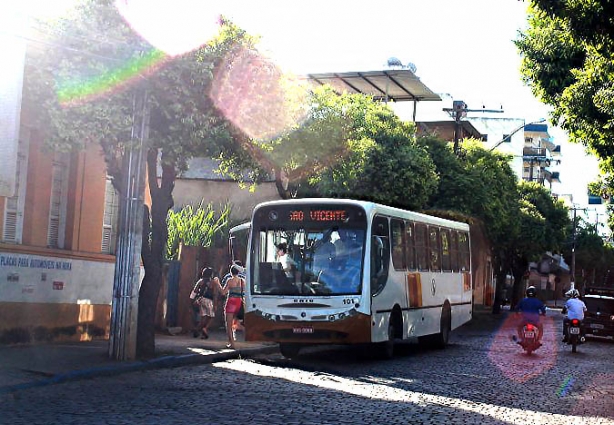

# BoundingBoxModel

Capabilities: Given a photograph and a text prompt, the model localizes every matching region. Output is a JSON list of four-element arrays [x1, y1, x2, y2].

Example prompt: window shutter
[[47, 155, 69, 248], [3, 129, 29, 243], [3, 212, 17, 242], [101, 176, 119, 254]]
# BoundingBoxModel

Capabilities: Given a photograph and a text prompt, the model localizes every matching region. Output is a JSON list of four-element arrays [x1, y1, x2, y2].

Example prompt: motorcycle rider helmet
[[565, 288, 580, 298], [526, 286, 537, 297]]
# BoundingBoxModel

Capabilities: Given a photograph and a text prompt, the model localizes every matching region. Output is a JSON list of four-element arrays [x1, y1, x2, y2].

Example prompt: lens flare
[[210, 47, 310, 142], [115, 0, 224, 56], [487, 314, 557, 383], [557, 375, 575, 397], [56, 49, 167, 106]]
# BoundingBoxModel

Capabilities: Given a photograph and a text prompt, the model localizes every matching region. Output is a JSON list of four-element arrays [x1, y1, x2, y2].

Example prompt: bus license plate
[[590, 323, 604, 329], [293, 327, 313, 334], [523, 331, 535, 338], [569, 327, 580, 335]]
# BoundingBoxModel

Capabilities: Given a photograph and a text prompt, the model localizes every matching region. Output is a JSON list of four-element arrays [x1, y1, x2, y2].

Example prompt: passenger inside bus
[[276, 242, 295, 280]]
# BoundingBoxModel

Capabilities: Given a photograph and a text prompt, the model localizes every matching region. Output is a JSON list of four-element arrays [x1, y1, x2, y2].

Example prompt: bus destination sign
[[289, 209, 348, 222]]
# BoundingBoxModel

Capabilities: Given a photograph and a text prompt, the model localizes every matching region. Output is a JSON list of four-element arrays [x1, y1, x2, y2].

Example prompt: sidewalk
[[0, 328, 278, 395], [0, 311, 511, 395]]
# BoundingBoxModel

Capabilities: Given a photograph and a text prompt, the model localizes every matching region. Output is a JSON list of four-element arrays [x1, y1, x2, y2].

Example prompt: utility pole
[[570, 205, 587, 291], [443, 101, 503, 155], [109, 90, 149, 361]]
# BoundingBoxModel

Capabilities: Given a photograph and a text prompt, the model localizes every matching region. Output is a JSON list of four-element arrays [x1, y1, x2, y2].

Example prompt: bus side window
[[415, 223, 428, 271], [441, 229, 451, 271], [429, 226, 441, 272], [459, 232, 470, 271], [406, 221, 416, 270], [391, 218, 406, 270], [371, 216, 390, 296], [450, 231, 459, 271]]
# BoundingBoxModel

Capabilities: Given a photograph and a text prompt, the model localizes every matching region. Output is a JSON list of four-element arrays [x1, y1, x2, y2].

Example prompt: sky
[[216, 0, 605, 225], [20, 0, 607, 228]]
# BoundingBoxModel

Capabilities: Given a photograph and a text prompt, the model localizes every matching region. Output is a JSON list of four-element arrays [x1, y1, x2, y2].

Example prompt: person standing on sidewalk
[[221, 261, 246, 332], [222, 264, 245, 348], [190, 267, 222, 339]]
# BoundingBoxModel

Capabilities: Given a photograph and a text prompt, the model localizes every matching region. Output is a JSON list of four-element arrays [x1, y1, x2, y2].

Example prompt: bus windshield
[[250, 204, 367, 296]]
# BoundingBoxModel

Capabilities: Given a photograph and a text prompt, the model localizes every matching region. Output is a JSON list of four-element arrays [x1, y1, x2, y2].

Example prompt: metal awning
[[304, 69, 441, 103]]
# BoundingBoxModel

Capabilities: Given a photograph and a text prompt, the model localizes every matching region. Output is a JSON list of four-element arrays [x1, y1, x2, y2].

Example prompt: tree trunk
[[136, 148, 175, 358], [491, 254, 511, 314], [273, 165, 291, 199], [511, 257, 528, 308]]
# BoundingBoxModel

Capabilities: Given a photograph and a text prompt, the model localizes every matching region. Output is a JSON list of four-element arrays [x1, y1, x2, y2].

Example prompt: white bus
[[234, 198, 472, 358]]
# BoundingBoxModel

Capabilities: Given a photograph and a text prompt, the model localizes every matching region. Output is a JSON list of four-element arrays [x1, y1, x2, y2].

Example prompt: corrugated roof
[[305, 69, 441, 102]]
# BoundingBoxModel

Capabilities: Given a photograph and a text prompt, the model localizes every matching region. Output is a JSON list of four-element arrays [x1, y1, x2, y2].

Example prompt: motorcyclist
[[514, 286, 547, 344], [561, 288, 587, 343]]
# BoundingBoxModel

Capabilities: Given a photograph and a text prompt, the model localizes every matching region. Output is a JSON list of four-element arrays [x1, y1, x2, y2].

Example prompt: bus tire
[[378, 322, 395, 360], [279, 343, 301, 359], [432, 303, 451, 349]]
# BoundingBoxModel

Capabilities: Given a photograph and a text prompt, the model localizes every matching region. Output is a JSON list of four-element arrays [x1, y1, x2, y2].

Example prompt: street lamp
[[489, 118, 547, 152]]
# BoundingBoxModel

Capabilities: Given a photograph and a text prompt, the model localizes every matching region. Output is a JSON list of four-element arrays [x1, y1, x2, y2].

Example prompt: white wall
[[0, 252, 115, 304]]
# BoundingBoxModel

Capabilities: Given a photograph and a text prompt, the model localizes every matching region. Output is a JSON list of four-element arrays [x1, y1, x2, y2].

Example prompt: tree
[[307, 92, 438, 209], [516, 1, 614, 184], [419, 137, 521, 312], [562, 219, 614, 290], [508, 182, 570, 305], [23, 1, 258, 357]]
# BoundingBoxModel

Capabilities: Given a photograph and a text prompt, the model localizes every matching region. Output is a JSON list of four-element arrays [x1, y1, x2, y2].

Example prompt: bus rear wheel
[[279, 343, 301, 359], [432, 304, 451, 349]]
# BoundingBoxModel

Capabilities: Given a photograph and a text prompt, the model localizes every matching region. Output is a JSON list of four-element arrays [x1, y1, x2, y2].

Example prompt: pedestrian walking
[[190, 267, 222, 339]]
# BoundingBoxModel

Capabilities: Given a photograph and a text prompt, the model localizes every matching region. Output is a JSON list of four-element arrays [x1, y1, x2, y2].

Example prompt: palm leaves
[[166, 200, 231, 260]]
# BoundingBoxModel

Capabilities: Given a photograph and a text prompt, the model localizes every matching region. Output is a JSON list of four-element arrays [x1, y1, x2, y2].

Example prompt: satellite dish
[[387, 57, 403, 68]]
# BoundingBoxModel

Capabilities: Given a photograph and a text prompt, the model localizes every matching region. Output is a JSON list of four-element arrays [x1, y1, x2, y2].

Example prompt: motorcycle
[[516, 322, 542, 355], [565, 318, 585, 353]]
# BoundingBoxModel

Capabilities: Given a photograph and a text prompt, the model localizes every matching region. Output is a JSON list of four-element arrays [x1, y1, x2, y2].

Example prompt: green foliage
[[417, 135, 475, 213], [166, 201, 231, 260], [301, 89, 437, 210], [23, 1, 258, 176], [562, 219, 614, 287], [517, 0, 614, 212]]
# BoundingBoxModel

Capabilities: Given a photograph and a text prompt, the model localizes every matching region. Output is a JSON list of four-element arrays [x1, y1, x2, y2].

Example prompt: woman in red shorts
[[223, 264, 245, 348]]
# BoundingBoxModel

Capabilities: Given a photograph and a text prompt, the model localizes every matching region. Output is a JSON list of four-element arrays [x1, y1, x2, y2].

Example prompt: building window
[[3, 129, 29, 244], [502, 134, 511, 143], [47, 154, 69, 248], [101, 176, 119, 254]]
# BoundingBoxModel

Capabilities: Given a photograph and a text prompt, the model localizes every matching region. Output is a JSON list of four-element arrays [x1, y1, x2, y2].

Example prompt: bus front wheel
[[377, 322, 395, 360]]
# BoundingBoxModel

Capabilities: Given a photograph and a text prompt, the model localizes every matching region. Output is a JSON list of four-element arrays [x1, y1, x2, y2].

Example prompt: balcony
[[543, 169, 561, 184], [523, 147, 547, 158]]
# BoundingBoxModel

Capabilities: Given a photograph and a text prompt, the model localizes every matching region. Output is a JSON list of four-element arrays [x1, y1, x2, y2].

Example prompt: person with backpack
[[190, 267, 222, 339]]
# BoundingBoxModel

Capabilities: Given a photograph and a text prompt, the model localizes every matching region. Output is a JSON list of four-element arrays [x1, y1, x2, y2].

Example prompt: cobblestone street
[[4, 311, 614, 425]]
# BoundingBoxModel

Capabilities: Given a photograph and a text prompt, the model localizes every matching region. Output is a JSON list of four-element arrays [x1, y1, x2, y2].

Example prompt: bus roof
[[252, 198, 470, 231]]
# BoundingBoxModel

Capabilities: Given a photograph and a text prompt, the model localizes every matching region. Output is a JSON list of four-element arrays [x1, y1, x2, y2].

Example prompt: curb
[[0, 344, 278, 395]]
